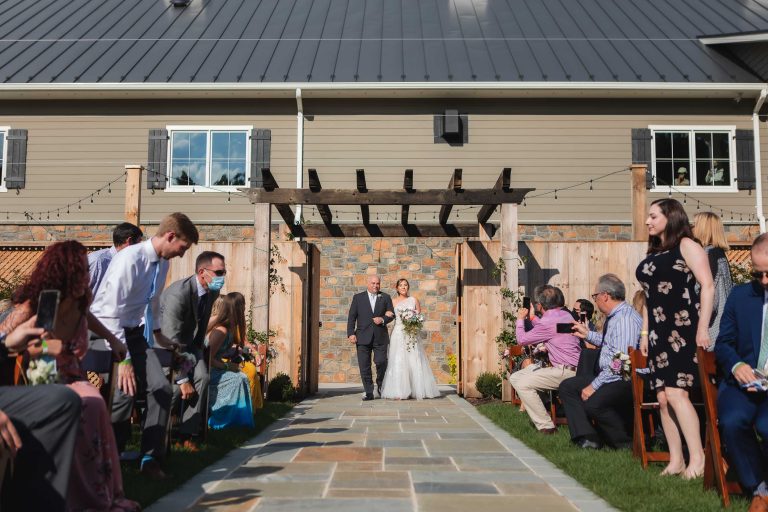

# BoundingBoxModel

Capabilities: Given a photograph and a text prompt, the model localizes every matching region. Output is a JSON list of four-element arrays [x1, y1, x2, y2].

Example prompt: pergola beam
[[260, 168, 295, 225], [287, 222, 488, 238], [439, 168, 463, 224], [477, 167, 512, 224], [402, 169, 413, 224], [307, 168, 333, 225], [356, 169, 370, 224]]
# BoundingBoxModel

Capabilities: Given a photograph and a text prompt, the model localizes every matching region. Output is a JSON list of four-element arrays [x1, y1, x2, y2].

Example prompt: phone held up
[[579, 312, 588, 324], [35, 289, 61, 332], [522, 296, 531, 310], [556, 323, 574, 334]]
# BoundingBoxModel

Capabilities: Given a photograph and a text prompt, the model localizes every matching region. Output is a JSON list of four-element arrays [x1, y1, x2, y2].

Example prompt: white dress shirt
[[90, 239, 169, 353]]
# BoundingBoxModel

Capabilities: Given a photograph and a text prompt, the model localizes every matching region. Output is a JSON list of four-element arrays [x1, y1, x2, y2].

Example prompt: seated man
[[559, 274, 641, 449], [509, 285, 581, 434], [715, 233, 768, 512]]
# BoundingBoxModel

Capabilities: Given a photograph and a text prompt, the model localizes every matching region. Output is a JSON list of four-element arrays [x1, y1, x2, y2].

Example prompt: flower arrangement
[[610, 351, 631, 381], [399, 307, 425, 351], [175, 352, 197, 376], [27, 356, 58, 385]]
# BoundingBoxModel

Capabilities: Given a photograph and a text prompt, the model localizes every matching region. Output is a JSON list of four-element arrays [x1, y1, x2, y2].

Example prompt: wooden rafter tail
[[477, 167, 513, 224], [402, 169, 413, 224], [439, 168, 462, 224], [307, 168, 333, 225], [356, 169, 370, 223], [256, 168, 294, 224], [261, 168, 279, 191]]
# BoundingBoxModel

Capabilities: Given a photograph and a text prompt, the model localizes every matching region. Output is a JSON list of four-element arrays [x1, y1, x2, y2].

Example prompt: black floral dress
[[635, 244, 700, 390]]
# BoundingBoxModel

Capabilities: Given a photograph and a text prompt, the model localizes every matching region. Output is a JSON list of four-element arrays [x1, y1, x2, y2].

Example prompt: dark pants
[[111, 326, 172, 460], [0, 385, 81, 512], [169, 351, 209, 437], [559, 375, 633, 447], [356, 342, 388, 395], [718, 383, 768, 493]]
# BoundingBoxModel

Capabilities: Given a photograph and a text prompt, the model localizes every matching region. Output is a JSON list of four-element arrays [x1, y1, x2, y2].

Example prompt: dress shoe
[[749, 495, 768, 512], [376, 386, 382, 398], [576, 438, 602, 450], [538, 427, 557, 435], [362, 394, 374, 401], [140, 460, 169, 481]]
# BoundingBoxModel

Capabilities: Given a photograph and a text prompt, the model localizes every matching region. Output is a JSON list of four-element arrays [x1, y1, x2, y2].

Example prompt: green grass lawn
[[122, 401, 293, 508], [477, 402, 750, 512]]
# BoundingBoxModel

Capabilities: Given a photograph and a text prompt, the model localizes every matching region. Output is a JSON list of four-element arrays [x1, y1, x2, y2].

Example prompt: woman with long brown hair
[[206, 294, 254, 429], [635, 199, 714, 479], [227, 292, 263, 411]]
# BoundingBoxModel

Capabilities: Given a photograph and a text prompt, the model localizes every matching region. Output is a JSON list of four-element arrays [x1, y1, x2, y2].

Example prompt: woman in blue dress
[[207, 294, 254, 429]]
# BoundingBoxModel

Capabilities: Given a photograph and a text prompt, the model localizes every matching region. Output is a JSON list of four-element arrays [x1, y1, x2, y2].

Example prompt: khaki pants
[[509, 365, 576, 430]]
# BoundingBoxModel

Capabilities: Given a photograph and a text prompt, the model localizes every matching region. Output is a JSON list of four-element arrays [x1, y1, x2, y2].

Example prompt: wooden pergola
[[239, 167, 534, 341]]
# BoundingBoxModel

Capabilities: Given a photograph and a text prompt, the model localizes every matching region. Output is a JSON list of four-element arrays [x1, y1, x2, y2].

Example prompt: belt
[[553, 364, 577, 372]]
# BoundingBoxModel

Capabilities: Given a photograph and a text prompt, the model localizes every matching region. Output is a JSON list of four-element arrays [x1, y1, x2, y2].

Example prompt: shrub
[[475, 371, 502, 399], [267, 372, 294, 402]]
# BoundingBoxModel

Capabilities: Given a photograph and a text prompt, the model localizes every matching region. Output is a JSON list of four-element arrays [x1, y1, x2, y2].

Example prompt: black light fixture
[[171, 0, 191, 7]]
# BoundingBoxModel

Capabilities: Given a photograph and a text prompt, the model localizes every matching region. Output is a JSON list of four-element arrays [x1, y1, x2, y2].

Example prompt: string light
[[589, 180, 593, 191]]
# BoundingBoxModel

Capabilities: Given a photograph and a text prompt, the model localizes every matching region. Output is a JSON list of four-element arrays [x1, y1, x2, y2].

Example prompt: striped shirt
[[586, 302, 642, 390]]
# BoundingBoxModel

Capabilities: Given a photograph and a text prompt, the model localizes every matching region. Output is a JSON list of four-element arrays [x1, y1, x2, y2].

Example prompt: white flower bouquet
[[26, 356, 58, 385], [399, 307, 425, 351], [610, 351, 631, 381]]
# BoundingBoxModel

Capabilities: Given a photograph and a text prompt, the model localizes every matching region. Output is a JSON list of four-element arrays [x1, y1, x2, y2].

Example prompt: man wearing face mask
[[160, 251, 226, 450]]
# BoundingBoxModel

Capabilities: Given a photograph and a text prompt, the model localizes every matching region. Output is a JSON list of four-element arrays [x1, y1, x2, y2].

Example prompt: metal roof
[[0, 0, 766, 86]]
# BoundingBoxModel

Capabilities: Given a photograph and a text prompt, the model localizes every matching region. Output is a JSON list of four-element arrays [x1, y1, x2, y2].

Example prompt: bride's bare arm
[[413, 297, 421, 314]]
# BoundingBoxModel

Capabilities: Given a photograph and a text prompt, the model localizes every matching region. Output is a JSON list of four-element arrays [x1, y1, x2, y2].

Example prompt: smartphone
[[35, 289, 60, 332], [556, 322, 573, 334], [579, 312, 588, 324], [523, 296, 531, 310]]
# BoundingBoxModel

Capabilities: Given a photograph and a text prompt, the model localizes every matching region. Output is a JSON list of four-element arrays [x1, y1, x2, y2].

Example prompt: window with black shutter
[[3, 128, 28, 191]]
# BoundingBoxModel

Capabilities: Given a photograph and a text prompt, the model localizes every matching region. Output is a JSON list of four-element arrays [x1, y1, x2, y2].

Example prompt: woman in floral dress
[[635, 199, 714, 480]]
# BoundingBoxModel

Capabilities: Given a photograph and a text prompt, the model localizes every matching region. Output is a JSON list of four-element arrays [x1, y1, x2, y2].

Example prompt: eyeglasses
[[751, 270, 768, 280], [591, 292, 604, 301], [204, 268, 227, 277]]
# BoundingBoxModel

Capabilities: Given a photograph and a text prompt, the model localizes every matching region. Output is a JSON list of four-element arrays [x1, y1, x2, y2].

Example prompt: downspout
[[754, 87, 767, 233], [296, 87, 304, 226]]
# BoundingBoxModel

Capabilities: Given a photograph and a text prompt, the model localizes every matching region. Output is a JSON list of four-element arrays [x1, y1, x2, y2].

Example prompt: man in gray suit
[[347, 275, 395, 400], [160, 250, 225, 449]]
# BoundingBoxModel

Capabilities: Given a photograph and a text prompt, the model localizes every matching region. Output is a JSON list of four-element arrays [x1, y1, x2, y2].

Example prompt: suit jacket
[[715, 280, 764, 387], [347, 291, 395, 345], [160, 275, 219, 358]]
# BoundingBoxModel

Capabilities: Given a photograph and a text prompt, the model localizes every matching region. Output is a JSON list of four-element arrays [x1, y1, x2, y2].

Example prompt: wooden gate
[[166, 241, 320, 394]]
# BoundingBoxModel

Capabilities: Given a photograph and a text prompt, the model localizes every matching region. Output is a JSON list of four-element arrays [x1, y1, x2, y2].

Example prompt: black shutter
[[250, 129, 271, 188], [735, 129, 755, 190], [4, 129, 28, 190], [147, 129, 168, 189], [631, 128, 654, 189]]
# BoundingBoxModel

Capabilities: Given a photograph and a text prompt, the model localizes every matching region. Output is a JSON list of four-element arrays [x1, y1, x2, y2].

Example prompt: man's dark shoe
[[376, 386, 382, 398], [577, 438, 603, 450], [362, 394, 374, 401], [140, 460, 169, 481], [612, 441, 631, 451], [538, 427, 557, 435]]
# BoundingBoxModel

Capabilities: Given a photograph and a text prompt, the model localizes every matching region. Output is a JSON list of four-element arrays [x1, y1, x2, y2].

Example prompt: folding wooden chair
[[697, 348, 742, 507], [506, 345, 524, 406], [81, 345, 119, 410], [630, 348, 670, 468]]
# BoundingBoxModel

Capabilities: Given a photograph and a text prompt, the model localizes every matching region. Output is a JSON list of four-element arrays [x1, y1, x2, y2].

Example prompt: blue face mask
[[208, 276, 225, 292]]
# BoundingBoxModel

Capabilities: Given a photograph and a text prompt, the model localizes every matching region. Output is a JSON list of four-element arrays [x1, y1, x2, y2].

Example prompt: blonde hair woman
[[692, 212, 733, 349]]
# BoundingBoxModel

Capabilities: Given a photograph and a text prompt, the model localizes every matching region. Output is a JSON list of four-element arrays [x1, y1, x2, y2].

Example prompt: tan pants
[[509, 365, 576, 430]]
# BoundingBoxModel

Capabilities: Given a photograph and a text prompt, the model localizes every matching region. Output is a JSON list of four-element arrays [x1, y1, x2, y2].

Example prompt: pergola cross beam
[[439, 168, 463, 224]]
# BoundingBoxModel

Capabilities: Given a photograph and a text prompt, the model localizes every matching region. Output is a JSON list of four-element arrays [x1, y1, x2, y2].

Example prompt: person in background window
[[692, 212, 734, 350], [88, 222, 143, 296], [675, 167, 690, 186], [705, 162, 725, 185]]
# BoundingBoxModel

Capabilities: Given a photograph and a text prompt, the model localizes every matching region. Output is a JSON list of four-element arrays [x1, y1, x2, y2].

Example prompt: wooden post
[[500, 204, 518, 402], [252, 203, 272, 381], [124, 165, 143, 225], [631, 164, 648, 242]]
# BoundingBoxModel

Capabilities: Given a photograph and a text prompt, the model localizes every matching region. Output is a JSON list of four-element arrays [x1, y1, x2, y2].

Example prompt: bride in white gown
[[381, 279, 440, 400]]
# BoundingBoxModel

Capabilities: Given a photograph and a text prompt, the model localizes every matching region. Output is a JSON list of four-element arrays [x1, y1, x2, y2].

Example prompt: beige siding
[[0, 100, 764, 227]]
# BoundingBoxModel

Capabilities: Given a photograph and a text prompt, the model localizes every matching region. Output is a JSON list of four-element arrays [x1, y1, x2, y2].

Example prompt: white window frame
[[165, 125, 252, 192], [649, 125, 737, 193], [0, 126, 10, 193]]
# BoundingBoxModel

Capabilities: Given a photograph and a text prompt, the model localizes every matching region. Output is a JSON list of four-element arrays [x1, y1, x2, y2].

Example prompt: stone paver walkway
[[147, 385, 615, 512]]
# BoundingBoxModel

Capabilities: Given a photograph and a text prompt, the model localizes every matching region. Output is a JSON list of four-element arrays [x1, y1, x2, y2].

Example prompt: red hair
[[14, 240, 91, 314]]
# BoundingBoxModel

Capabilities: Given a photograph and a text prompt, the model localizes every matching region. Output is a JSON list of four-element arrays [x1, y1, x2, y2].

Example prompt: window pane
[[655, 132, 671, 159], [672, 133, 689, 158], [655, 161, 673, 186], [211, 132, 228, 159], [172, 160, 204, 186], [229, 133, 246, 159], [229, 161, 246, 186], [695, 133, 712, 160], [673, 161, 690, 186], [712, 133, 730, 159], [211, 131, 247, 187], [189, 132, 207, 159], [696, 160, 728, 186], [172, 132, 191, 160], [211, 160, 229, 186]]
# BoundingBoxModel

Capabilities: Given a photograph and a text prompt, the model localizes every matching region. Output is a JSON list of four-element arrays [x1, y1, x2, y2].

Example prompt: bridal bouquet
[[27, 356, 58, 385], [610, 351, 631, 381], [399, 307, 425, 351]]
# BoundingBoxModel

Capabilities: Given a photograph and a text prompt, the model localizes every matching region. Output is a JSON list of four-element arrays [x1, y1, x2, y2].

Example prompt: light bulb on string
[[683, 195, 687, 204], [554, 190, 558, 200], [78, 202, 81, 210], [668, 186, 672, 198], [589, 180, 593, 191], [67, 205, 70, 214], [108, 184, 112, 193], [192, 186, 196, 195], [227, 192, 231, 202], [696, 201, 700, 210], [56, 210, 60, 218], [90, 195, 94, 203]]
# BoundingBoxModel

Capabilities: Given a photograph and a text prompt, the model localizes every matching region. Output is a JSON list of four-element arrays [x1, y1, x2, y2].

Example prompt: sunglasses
[[204, 268, 227, 277], [751, 271, 768, 280]]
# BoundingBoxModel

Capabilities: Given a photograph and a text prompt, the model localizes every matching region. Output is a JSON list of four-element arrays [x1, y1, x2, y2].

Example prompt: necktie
[[143, 261, 160, 346], [758, 301, 768, 372], [195, 294, 208, 347], [370, 293, 376, 311]]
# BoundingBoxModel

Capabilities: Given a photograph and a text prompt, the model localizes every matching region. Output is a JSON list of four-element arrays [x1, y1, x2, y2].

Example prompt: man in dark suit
[[715, 233, 768, 512], [347, 274, 395, 400], [160, 250, 225, 450]]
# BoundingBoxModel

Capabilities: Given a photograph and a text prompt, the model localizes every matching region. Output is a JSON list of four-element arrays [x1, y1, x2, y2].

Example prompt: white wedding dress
[[381, 296, 440, 400]]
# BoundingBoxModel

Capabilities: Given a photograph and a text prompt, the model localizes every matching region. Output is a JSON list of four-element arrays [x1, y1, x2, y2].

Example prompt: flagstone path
[[147, 385, 616, 512]]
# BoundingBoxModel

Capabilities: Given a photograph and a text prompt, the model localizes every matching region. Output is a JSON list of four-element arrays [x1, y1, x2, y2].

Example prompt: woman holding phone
[[635, 199, 714, 480], [0, 241, 138, 511]]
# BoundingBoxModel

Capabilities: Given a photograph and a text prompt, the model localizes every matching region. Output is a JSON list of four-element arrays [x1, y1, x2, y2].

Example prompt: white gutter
[[754, 87, 767, 233], [700, 33, 768, 45], [295, 87, 304, 226]]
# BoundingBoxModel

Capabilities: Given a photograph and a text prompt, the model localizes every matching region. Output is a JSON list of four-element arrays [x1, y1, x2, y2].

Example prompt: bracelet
[[640, 330, 648, 336], [119, 359, 132, 366], [41, 339, 49, 355]]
